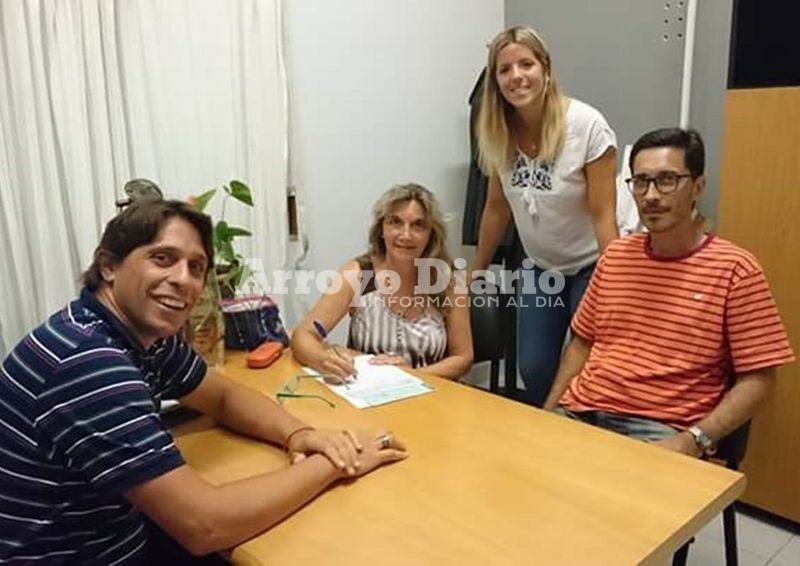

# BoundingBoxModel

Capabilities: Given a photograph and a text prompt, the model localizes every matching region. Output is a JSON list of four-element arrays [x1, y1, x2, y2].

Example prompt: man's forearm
[[217, 379, 307, 446], [132, 456, 341, 556], [543, 335, 592, 410], [200, 454, 340, 553], [692, 368, 775, 442]]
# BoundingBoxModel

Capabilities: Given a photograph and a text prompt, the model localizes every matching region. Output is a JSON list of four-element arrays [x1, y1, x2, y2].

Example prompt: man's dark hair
[[629, 127, 705, 177], [82, 199, 214, 290]]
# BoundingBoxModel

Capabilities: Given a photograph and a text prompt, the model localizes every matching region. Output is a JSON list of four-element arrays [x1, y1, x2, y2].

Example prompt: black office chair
[[672, 421, 752, 566], [468, 282, 507, 392], [716, 421, 751, 566]]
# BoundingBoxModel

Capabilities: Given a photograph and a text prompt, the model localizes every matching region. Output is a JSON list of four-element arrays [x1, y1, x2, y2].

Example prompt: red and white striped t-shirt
[[560, 233, 795, 429]]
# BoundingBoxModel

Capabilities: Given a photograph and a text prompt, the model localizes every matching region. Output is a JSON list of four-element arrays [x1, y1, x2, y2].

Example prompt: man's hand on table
[[288, 428, 407, 478], [347, 430, 407, 477], [650, 431, 702, 458]]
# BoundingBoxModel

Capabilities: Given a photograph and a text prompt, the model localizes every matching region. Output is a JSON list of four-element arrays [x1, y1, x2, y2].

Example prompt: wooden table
[[172, 352, 745, 565]]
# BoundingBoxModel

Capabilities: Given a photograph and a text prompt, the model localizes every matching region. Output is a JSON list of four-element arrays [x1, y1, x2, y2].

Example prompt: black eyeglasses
[[625, 172, 695, 196]]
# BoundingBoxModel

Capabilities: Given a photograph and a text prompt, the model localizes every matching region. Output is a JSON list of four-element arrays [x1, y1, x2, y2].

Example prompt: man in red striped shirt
[[543, 128, 795, 457]]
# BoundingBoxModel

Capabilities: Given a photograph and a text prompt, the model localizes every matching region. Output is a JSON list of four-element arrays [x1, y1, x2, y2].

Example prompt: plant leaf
[[194, 189, 216, 212], [212, 223, 221, 250], [219, 242, 237, 264], [229, 180, 253, 206], [213, 220, 229, 249], [217, 263, 243, 297], [214, 226, 236, 263], [225, 225, 252, 237]]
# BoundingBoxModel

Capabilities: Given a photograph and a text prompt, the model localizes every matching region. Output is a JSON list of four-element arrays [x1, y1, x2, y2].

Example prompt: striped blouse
[[560, 233, 795, 429], [347, 257, 448, 368]]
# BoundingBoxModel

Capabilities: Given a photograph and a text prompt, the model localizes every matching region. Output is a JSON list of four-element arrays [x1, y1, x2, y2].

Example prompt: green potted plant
[[193, 180, 255, 299], [186, 180, 254, 366]]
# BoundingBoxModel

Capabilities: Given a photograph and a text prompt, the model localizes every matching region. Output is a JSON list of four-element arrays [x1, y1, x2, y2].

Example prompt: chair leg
[[504, 293, 518, 396], [489, 360, 499, 393], [672, 540, 691, 566], [723, 503, 738, 566]]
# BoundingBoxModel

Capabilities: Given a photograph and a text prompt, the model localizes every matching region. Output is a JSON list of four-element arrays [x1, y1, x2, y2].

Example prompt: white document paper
[[308, 355, 434, 409]]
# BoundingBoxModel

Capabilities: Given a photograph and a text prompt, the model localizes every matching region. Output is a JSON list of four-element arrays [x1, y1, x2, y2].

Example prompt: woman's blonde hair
[[477, 26, 568, 176], [366, 183, 454, 311]]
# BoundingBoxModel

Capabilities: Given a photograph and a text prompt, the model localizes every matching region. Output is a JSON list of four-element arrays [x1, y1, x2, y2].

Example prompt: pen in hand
[[312, 319, 328, 340], [313, 320, 357, 381]]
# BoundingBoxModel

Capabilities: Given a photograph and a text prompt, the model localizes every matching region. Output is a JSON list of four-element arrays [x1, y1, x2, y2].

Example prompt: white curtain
[[0, 0, 288, 355]]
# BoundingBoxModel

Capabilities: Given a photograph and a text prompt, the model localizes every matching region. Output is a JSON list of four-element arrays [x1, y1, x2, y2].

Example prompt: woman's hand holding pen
[[312, 319, 358, 379], [320, 345, 357, 379]]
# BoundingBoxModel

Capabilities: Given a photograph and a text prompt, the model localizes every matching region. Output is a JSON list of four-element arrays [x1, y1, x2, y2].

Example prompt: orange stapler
[[246, 341, 284, 369]]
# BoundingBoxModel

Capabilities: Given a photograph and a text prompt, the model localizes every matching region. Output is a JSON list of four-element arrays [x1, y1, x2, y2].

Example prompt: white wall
[[284, 0, 503, 328]]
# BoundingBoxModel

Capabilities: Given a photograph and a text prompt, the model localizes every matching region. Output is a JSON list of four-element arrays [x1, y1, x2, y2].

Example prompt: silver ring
[[377, 432, 393, 450]]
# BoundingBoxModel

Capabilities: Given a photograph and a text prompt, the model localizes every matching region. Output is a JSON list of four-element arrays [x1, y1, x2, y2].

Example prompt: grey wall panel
[[505, 0, 731, 220], [690, 0, 733, 222]]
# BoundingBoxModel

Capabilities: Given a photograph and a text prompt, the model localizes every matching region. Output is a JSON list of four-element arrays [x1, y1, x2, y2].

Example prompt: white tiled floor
[[686, 510, 799, 566], [772, 536, 800, 566]]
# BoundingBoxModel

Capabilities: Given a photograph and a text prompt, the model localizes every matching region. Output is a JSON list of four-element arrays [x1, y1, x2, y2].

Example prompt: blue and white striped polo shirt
[[0, 288, 206, 564]]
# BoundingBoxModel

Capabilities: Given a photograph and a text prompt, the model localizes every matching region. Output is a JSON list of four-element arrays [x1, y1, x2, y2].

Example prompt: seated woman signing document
[[292, 184, 473, 380]]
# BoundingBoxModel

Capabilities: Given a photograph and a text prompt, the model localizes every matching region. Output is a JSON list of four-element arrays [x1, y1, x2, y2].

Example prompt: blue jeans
[[516, 262, 595, 407], [554, 407, 678, 442]]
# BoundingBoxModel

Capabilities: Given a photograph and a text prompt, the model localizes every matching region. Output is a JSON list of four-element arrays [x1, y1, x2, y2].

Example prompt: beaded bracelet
[[283, 426, 315, 450]]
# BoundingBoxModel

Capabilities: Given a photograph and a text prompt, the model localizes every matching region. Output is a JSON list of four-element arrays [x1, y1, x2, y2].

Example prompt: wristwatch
[[687, 426, 716, 456]]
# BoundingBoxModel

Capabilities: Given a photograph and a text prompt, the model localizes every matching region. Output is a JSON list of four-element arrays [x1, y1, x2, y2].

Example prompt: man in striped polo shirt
[[544, 128, 795, 457], [0, 199, 407, 564]]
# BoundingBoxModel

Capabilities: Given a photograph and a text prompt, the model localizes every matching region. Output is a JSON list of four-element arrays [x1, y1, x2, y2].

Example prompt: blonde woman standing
[[472, 26, 619, 406]]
